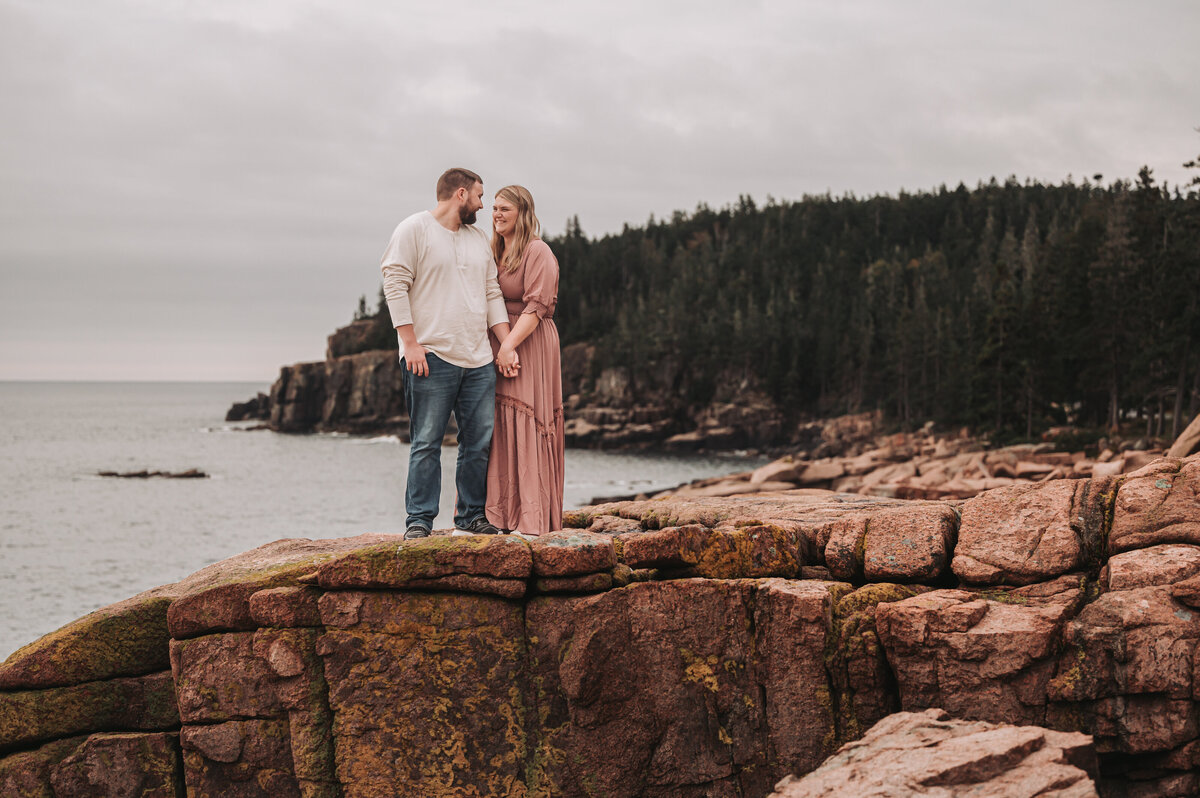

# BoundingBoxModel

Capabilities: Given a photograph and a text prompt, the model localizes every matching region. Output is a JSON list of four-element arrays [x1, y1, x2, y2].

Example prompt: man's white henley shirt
[[380, 211, 508, 369]]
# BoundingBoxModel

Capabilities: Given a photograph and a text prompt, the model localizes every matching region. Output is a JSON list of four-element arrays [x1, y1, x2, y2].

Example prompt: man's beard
[[459, 207, 477, 225]]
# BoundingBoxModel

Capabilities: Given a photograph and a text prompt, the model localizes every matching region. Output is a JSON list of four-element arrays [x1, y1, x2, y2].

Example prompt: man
[[381, 168, 515, 539]]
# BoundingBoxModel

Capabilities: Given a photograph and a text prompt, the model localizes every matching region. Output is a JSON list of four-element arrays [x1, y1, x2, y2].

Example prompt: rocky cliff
[[229, 321, 790, 449], [3, 454, 1199, 796]]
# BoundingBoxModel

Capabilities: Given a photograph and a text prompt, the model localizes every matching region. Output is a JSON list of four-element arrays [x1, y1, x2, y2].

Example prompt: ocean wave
[[348, 435, 402, 445]]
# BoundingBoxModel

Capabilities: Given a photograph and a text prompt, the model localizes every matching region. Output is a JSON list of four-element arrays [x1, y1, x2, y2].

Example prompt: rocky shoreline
[[231, 325, 1200, 476], [3, 451, 1200, 795]]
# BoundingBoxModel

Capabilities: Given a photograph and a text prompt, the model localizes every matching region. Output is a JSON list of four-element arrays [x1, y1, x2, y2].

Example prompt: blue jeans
[[402, 353, 495, 531]]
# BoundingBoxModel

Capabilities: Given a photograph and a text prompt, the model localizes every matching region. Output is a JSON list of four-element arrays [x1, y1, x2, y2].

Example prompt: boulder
[[168, 534, 399, 639], [825, 503, 958, 582], [0, 671, 178, 753], [1109, 457, 1200, 554], [1047, 586, 1200, 754], [527, 531, 615, 577], [798, 461, 846, 485], [952, 479, 1104, 585], [1168, 413, 1200, 458], [770, 708, 1098, 798], [0, 589, 174, 690], [1105, 544, 1200, 590], [182, 719, 299, 798], [585, 514, 643, 535], [525, 579, 779, 796], [316, 591, 528, 797], [311, 534, 532, 592], [0, 736, 89, 797], [620, 523, 805, 578], [877, 587, 1083, 726], [248, 586, 323, 629], [752, 459, 804, 484], [49, 732, 181, 798]]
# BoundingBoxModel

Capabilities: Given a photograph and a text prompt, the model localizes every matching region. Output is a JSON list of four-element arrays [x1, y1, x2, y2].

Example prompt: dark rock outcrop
[[2, 452, 1198, 796], [225, 392, 269, 422]]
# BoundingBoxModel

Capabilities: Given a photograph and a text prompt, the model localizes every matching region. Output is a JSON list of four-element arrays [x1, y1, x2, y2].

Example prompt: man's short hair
[[436, 168, 482, 200]]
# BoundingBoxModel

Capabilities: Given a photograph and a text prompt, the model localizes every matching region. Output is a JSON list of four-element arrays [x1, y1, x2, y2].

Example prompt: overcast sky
[[1, 0, 1197, 382]]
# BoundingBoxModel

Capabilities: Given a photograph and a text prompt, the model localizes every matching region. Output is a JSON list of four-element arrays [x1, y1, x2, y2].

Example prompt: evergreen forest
[[358, 164, 1200, 442]]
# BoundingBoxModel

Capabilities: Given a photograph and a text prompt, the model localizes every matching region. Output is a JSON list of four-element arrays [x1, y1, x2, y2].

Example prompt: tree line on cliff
[[353, 165, 1200, 441]]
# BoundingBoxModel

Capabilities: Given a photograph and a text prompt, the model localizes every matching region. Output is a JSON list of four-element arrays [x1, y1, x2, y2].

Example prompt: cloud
[[1, 0, 1198, 379]]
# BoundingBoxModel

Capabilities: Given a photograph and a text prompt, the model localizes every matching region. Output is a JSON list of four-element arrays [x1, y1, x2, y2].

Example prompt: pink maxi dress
[[486, 239, 564, 535]]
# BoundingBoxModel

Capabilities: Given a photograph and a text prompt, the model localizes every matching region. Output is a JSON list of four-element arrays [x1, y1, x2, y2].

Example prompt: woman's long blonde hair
[[492, 185, 541, 274]]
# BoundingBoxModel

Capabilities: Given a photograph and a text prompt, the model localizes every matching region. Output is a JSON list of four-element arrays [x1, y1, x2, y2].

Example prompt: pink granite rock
[[862, 504, 957, 581], [0, 671, 178, 752], [620, 523, 805, 578], [1046, 583, 1200, 763], [1109, 458, 1200, 554], [316, 591, 529, 797], [171, 628, 326, 723], [770, 708, 1098, 798], [528, 530, 616, 576], [753, 580, 843, 778], [1168, 417, 1200, 458], [167, 534, 398, 639], [534, 572, 614, 593], [525, 579, 779, 797], [826, 583, 932, 737], [0, 736, 89, 797], [1048, 584, 1200, 713], [0, 590, 174, 690], [752, 459, 804, 484], [248, 586, 323, 628], [1105, 544, 1200, 590], [876, 587, 1082, 726], [49, 732, 181, 798], [312, 534, 532, 590], [953, 480, 1100, 585], [584, 514, 643, 534], [825, 504, 957, 582], [181, 719, 299, 798]]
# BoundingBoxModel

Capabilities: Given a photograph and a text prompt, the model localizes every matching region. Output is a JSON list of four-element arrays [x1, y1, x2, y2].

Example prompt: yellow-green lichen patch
[[679, 648, 720, 693], [0, 671, 178, 751], [819, 583, 928, 749], [561, 509, 592, 528], [1047, 646, 1090, 701], [0, 594, 174, 690]]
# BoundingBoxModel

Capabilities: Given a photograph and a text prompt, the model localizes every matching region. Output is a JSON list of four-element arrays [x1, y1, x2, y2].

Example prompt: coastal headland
[[3, 452, 1199, 795]]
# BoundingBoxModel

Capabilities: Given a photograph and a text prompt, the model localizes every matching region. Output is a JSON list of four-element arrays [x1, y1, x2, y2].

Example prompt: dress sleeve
[[521, 240, 559, 319]]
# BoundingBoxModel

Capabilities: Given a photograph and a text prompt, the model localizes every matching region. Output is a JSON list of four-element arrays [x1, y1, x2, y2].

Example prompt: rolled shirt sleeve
[[521, 240, 560, 319]]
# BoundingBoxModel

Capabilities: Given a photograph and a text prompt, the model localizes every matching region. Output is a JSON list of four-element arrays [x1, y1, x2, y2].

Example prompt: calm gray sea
[[0, 381, 763, 659]]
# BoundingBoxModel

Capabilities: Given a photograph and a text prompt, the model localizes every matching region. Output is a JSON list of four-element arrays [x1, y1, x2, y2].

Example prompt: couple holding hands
[[380, 167, 563, 539]]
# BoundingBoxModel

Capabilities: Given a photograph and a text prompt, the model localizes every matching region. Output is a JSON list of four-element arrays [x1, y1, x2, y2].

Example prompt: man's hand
[[406, 345, 429, 376], [496, 346, 520, 378], [396, 324, 428, 376]]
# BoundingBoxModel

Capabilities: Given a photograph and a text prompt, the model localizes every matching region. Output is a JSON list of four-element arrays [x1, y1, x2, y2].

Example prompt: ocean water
[[0, 381, 763, 660]]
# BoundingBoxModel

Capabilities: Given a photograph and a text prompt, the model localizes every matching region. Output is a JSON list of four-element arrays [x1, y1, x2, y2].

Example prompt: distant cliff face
[[2, 455, 1199, 796], [229, 322, 792, 449]]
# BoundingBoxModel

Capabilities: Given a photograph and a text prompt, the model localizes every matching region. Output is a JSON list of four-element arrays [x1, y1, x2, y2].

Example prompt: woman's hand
[[496, 346, 520, 378]]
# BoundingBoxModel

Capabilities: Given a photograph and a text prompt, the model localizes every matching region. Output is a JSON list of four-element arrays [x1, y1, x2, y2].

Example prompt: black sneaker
[[404, 525, 430, 540], [457, 516, 500, 535]]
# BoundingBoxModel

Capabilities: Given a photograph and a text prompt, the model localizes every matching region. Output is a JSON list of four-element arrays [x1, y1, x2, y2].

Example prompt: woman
[[486, 185, 564, 536]]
